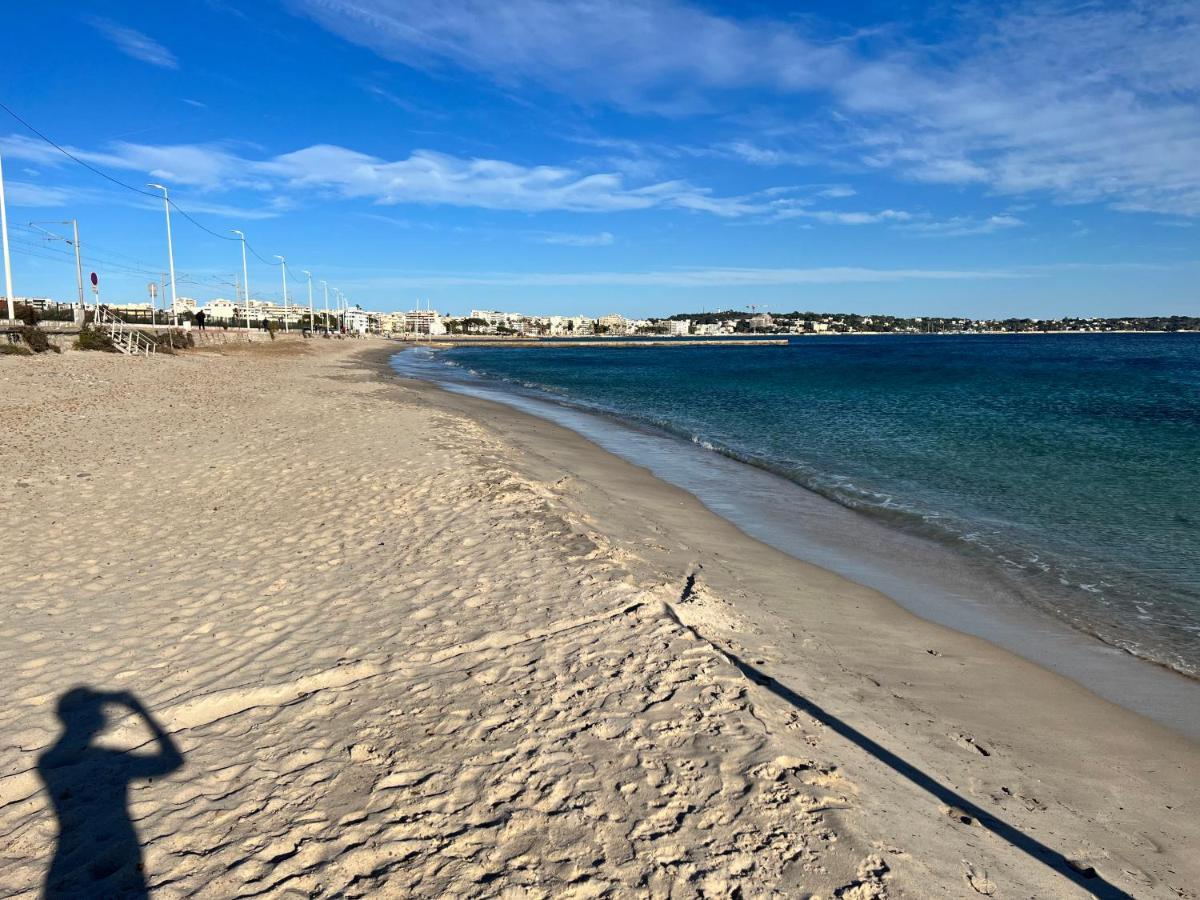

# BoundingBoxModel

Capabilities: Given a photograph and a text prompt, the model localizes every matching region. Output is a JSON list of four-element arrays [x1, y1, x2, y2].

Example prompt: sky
[[1, 0, 1198, 318]]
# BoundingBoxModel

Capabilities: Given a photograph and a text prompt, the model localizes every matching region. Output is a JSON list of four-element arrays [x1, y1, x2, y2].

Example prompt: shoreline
[[3, 341, 1196, 897], [383, 344, 1200, 737], [359, 342, 1200, 891]]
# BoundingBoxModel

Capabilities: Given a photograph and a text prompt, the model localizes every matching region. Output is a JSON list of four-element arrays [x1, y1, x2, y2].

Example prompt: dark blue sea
[[393, 334, 1200, 683]]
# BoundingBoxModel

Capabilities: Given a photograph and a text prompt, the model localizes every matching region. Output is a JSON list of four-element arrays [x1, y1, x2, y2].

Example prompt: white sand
[[1, 340, 1196, 898]]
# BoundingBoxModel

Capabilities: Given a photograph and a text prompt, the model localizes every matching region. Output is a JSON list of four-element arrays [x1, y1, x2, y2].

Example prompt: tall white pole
[[148, 184, 178, 328], [233, 230, 251, 334], [0, 151, 15, 320], [321, 280, 329, 335], [275, 255, 288, 332], [303, 270, 313, 335], [70, 219, 85, 310]]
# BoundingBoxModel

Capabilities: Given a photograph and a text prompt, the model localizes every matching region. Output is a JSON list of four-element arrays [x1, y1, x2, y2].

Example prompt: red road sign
[[90, 272, 98, 287]]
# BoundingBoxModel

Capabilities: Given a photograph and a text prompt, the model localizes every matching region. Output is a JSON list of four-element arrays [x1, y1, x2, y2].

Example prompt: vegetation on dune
[[16, 326, 59, 353], [74, 327, 118, 353], [153, 330, 195, 353]]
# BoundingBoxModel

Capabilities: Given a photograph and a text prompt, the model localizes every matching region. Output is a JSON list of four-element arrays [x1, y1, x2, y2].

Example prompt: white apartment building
[[666, 319, 691, 336], [402, 309, 446, 335], [202, 299, 308, 324], [597, 313, 628, 334], [344, 308, 371, 334], [200, 298, 239, 321]]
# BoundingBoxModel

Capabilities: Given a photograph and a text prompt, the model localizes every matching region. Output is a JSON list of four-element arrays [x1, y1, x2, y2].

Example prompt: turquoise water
[[398, 334, 1200, 677]]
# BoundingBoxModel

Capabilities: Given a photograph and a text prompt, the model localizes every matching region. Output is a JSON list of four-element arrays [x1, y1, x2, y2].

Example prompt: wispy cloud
[[536, 231, 615, 246], [351, 265, 1028, 288], [86, 17, 179, 69], [902, 215, 1026, 238], [1, 133, 885, 222], [4, 180, 74, 208], [288, 0, 1200, 217], [776, 207, 912, 226]]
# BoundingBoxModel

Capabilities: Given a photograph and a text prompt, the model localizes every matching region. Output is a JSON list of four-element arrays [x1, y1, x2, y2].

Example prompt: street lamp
[[147, 183, 178, 327], [232, 229, 251, 334], [303, 270, 313, 336], [274, 255, 288, 333], [0, 150, 15, 321]]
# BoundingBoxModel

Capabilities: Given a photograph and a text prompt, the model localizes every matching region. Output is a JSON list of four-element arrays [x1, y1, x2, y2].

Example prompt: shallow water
[[390, 335, 1200, 735]]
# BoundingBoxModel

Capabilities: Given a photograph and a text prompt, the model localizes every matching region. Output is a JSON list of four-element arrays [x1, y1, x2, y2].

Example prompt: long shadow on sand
[[724, 652, 1132, 899], [37, 688, 183, 899]]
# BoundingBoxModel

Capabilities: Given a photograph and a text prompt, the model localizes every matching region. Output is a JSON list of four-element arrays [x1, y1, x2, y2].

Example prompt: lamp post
[[147, 183, 178, 327], [0, 150, 15, 320], [274, 255, 288, 332], [321, 280, 329, 335], [303, 270, 313, 335], [232, 229, 252, 334]]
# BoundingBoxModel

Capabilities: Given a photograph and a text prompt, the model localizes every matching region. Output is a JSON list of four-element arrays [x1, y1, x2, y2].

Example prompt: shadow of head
[[38, 687, 183, 899]]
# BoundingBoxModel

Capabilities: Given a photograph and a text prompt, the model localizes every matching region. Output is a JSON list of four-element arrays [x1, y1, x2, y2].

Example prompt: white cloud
[[719, 142, 814, 167], [902, 214, 1026, 238], [537, 231, 615, 246], [3, 181, 74, 208], [816, 185, 856, 199], [1, 131, 930, 226], [86, 18, 179, 69], [288, 0, 844, 114], [289, 0, 1200, 216], [772, 205, 912, 225], [3, 133, 855, 220], [352, 265, 1027, 288]]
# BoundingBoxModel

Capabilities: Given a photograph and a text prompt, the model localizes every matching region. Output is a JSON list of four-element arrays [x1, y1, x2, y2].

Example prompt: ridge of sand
[[1, 341, 1196, 898]]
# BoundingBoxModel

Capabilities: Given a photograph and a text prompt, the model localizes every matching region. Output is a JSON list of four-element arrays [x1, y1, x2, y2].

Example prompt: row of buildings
[[35, 294, 1186, 337]]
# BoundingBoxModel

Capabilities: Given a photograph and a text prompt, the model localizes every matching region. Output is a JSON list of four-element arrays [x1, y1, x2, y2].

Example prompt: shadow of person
[[37, 688, 183, 899]]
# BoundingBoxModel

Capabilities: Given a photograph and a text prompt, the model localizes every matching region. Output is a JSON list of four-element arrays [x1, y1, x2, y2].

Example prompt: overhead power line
[[0, 99, 293, 265]]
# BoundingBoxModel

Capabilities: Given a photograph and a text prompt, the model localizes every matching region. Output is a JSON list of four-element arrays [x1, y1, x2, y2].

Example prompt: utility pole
[[274, 255, 289, 332], [303, 270, 313, 335], [232, 230, 251, 333], [148, 184, 178, 327], [0, 150, 15, 320], [71, 219, 84, 309], [29, 220, 85, 311]]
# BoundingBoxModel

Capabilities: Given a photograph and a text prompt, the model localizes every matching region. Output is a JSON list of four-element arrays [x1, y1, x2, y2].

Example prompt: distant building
[[598, 313, 628, 334], [343, 308, 371, 334], [402, 309, 446, 335], [379, 312, 406, 334], [200, 298, 239, 321], [748, 313, 774, 330], [106, 303, 153, 316], [666, 319, 691, 336]]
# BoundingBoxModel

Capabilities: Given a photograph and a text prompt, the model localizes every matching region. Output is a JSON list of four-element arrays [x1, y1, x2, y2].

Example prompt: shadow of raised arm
[[38, 687, 185, 899]]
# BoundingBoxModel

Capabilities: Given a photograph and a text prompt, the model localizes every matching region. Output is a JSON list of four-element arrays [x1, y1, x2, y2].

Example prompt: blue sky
[[2, 0, 1198, 317]]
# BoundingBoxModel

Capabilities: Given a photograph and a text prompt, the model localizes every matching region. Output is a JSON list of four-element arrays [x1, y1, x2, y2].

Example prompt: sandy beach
[[1, 339, 1196, 898]]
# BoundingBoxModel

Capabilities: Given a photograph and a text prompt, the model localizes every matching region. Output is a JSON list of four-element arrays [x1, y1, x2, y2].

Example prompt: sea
[[391, 333, 1200, 732]]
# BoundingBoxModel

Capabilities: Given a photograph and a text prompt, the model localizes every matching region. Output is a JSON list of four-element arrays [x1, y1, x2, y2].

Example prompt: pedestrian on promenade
[[195, 310, 207, 331]]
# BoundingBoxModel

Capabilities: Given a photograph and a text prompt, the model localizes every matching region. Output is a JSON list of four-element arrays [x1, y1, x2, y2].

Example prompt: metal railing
[[95, 306, 156, 357]]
